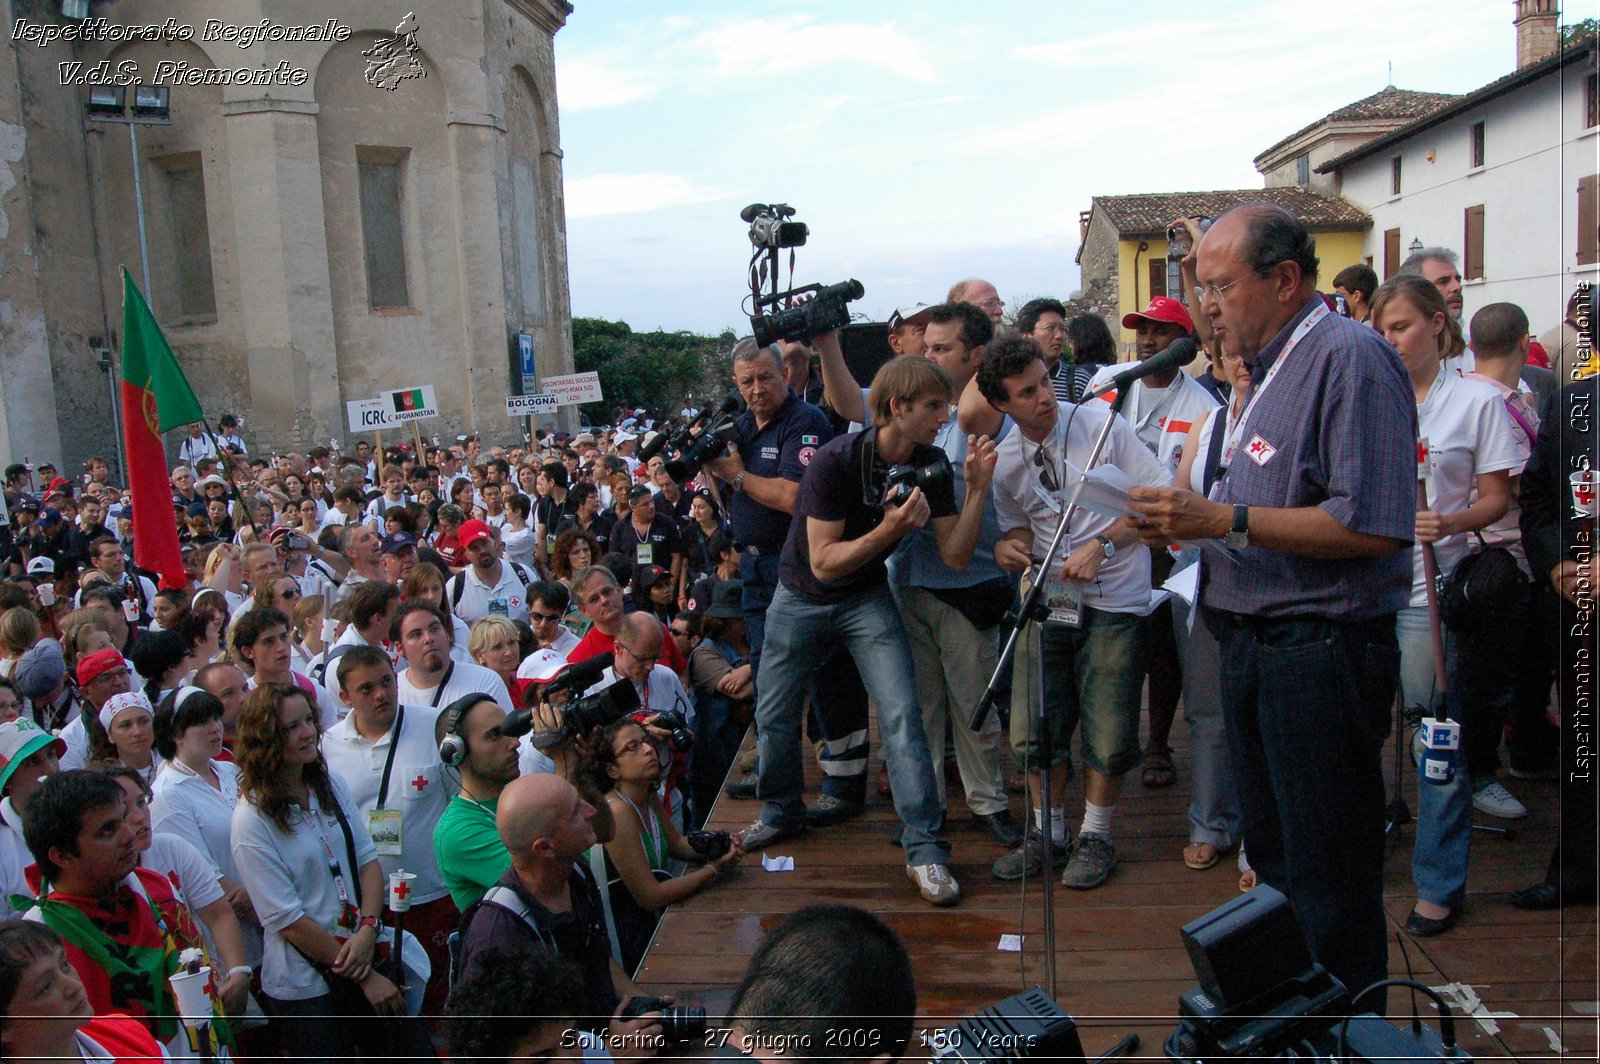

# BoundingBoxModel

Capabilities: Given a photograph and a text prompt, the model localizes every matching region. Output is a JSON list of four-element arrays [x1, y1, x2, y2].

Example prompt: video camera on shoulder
[[506, 653, 641, 745]]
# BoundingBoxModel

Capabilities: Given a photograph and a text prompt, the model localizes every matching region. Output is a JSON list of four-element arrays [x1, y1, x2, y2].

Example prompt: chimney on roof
[[1079, 210, 1092, 244], [1514, 0, 1559, 69]]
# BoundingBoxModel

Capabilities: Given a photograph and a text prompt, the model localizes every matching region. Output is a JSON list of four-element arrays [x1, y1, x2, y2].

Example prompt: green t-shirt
[[435, 792, 512, 911]]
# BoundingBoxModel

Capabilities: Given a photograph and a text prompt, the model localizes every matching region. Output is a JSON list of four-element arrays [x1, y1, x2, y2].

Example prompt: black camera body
[[665, 416, 738, 483], [562, 678, 641, 736], [652, 709, 695, 751], [619, 995, 709, 1047], [685, 830, 732, 860], [883, 454, 953, 507], [751, 280, 865, 347]]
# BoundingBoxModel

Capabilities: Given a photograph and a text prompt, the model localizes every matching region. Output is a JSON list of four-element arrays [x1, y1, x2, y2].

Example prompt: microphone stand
[[969, 387, 1132, 1001]]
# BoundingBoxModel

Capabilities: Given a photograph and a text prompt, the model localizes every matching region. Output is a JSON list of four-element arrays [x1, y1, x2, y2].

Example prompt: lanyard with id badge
[[1030, 420, 1086, 629], [368, 706, 407, 858]]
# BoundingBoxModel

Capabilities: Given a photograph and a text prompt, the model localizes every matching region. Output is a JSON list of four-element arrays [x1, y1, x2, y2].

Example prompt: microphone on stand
[[1083, 338, 1200, 401]]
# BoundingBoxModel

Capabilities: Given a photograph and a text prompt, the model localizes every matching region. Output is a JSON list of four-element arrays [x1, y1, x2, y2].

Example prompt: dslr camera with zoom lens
[[619, 996, 709, 1048], [750, 279, 865, 347], [883, 454, 953, 507], [651, 709, 695, 752], [686, 830, 733, 860]]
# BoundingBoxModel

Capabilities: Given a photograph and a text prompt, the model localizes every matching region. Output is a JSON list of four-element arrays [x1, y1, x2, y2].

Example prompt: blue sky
[[555, 1, 1515, 334]]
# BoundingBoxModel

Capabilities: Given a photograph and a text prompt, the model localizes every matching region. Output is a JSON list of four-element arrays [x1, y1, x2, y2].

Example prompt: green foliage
[[572, 318, 738, 422], [1561, 18, 1598, 45]]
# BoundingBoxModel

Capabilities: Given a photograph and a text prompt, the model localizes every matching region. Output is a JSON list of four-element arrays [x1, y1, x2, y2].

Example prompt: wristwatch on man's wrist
[[1094, 534, 1116, 559], [731, 471, 747, 493], [1225, 505, 1250, 550]]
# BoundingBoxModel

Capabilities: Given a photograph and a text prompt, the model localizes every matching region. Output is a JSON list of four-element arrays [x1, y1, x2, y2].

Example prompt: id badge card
[[369, 808, 403, 857], [635, 542, 654, 566], [488, 596, 509, 616], [1043, 577, 1083, 628]]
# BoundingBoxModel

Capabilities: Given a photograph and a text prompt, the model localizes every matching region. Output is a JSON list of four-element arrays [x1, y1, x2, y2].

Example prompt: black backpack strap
[[450, 570, 466, 607]]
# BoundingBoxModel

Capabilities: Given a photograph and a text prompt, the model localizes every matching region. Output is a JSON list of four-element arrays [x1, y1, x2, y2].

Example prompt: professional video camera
[[741, 202, 865, 347], [1166, 886, 1470, 1062], [508, 653, 642, 746], [883, 454, 954, 508], [651, 393, 743, 482], [741, 202, 809, 250]]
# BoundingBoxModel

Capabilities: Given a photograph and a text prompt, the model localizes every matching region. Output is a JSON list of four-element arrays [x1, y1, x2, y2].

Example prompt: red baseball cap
[[76, 647, 125, 687], [1122, 296, 1193, 335], [458, 518, 493, 547]]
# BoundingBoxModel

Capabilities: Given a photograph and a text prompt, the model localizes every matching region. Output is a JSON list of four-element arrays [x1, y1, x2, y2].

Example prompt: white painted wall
[[1336, 62, 1598, 335]]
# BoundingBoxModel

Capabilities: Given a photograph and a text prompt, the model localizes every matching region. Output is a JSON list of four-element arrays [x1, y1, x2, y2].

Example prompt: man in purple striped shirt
[[1129, 203, 1415, 1002]]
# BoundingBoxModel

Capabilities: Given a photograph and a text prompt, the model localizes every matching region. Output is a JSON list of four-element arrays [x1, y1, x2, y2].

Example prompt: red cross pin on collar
[[411, 773, 429, 792]]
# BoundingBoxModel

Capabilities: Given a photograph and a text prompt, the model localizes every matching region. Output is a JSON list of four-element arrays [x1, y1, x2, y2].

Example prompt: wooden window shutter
[[1464, 205, 1485, 280]]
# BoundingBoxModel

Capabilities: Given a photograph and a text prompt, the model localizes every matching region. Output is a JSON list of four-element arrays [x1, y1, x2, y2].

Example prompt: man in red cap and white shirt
[[1087, 296, 1218, 474], [0, 717, 66, 918], [1086, 296, 1218, 796], [58, 647, 134, 772], [448, 519, 533, 625]]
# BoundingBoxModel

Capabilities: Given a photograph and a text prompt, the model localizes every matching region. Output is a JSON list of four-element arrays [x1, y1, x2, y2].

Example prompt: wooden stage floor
[[636, 717, 1597, 1061]]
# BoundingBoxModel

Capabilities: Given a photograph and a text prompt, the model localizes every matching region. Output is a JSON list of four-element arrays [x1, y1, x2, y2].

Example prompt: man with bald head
[[456, 773, 661, 1046], [1129, 203, 1414, 1000], [589, 612, 694, 718], [948, 278, 1004, 324]]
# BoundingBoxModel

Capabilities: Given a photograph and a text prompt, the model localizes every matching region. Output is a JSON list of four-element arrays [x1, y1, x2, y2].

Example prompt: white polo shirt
[[451, 562, 531, 625], [0, 798, 32, 920], [990, 402, 1168, 614], [231, 777, 379, 1001], [1087, 364, 1221, 475], [585, 665, 695, 726], [150, 758, 243, 884], [396, 659, 511, 710], [321, 705, 455, 905]]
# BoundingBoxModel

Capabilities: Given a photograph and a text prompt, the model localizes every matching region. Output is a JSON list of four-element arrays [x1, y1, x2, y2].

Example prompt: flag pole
[[199, 417, 260, 541]]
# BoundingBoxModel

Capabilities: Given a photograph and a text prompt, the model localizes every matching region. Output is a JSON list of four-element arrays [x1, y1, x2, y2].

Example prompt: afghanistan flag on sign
[[394, 387, 425, 413], [121, 269, 202, 590]]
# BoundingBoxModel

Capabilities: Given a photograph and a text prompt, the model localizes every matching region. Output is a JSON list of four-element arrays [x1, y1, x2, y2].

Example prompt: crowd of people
[[0, 201, 1593, 1060]]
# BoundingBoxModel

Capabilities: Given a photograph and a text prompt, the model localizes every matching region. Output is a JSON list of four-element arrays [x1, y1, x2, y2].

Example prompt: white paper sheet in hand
[[1061, 460, 1138, 519], [998, 934, 1024, 952], [761, 854, 794, 872], [1163, 562, 1200, 606]]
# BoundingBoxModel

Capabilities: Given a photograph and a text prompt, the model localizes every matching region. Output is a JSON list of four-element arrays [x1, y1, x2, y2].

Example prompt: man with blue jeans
[[1130, 204, 1415, 1003], [740, 357, 997, 907]]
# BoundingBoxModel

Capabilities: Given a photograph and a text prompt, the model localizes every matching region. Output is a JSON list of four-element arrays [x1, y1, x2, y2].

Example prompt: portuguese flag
[[121, 270, 202, 590]]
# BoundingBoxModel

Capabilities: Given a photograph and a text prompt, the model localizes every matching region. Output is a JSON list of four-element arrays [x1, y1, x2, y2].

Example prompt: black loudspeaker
[[839, 322, 894, 388], [1180, 884, 1315, 1011]]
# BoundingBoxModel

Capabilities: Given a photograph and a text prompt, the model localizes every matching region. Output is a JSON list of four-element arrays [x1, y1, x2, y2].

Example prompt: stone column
[[219, 98, 341, 451]]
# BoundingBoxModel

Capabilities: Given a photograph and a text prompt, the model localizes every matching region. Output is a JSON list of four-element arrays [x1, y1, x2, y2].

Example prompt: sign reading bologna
[[540, 371, 604, 406], [506, 394, 559, 417]]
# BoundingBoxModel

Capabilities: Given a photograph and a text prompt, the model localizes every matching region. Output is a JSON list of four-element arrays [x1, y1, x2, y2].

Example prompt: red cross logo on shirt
[[1245, 434, 1277, 466], [411, 774, 429, 792], [392, 879, 411, 902], [1247, 438, 1268, 456]]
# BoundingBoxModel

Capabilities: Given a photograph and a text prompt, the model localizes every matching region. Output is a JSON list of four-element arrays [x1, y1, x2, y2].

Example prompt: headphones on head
[[439, 694, 489, 767]]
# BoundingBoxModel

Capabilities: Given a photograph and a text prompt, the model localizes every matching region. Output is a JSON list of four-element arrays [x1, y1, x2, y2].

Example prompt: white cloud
[[564, 173, 723, 218], [694, 18, 936, 83], [559, 55, 660, 112]]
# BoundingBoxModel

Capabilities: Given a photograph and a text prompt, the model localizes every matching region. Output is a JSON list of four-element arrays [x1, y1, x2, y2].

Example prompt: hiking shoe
[[805, 794, 863, 827], [1062, 832, 1117, 890], [907, 863, 961, 907], [974, 809, 1025, 848], [1472, 781, 1527, 819], [724, 775, 759, 800], [739, 818, 804, 849], [991, 829, 1071, 881]]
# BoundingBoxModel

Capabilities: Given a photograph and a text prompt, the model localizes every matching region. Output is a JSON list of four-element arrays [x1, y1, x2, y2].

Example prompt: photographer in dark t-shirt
[[737, 358, 996, 909]]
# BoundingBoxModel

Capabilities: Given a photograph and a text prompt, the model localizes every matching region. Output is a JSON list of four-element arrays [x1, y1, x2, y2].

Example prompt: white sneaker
[[1472, 781, 1527, 819], [907, 863, 961, 907]]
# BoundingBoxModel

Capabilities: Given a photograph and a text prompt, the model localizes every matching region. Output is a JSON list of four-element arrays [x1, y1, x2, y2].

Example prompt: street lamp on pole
[[85, 83, 172, 482]]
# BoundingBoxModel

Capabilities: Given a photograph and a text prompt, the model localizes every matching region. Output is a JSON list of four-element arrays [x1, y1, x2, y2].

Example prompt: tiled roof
[[1090, 187, 1371, 237], [1255, 86, 1458, 164], [1320, 34, 1598, 173]]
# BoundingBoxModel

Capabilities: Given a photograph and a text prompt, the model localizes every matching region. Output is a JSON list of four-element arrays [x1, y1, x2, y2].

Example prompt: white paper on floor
[[998, 934, 1024, 952], [761, 853, 794, 872]]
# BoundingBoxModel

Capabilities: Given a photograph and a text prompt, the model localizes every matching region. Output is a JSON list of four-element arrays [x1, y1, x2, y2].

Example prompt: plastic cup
[[1572, 470, 1597, 517], [388, 870, 417, 912], [168, 966, 214, 1028]]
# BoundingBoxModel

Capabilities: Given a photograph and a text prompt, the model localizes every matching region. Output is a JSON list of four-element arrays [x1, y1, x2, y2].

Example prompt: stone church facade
[[0, 0, 575, 473]]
